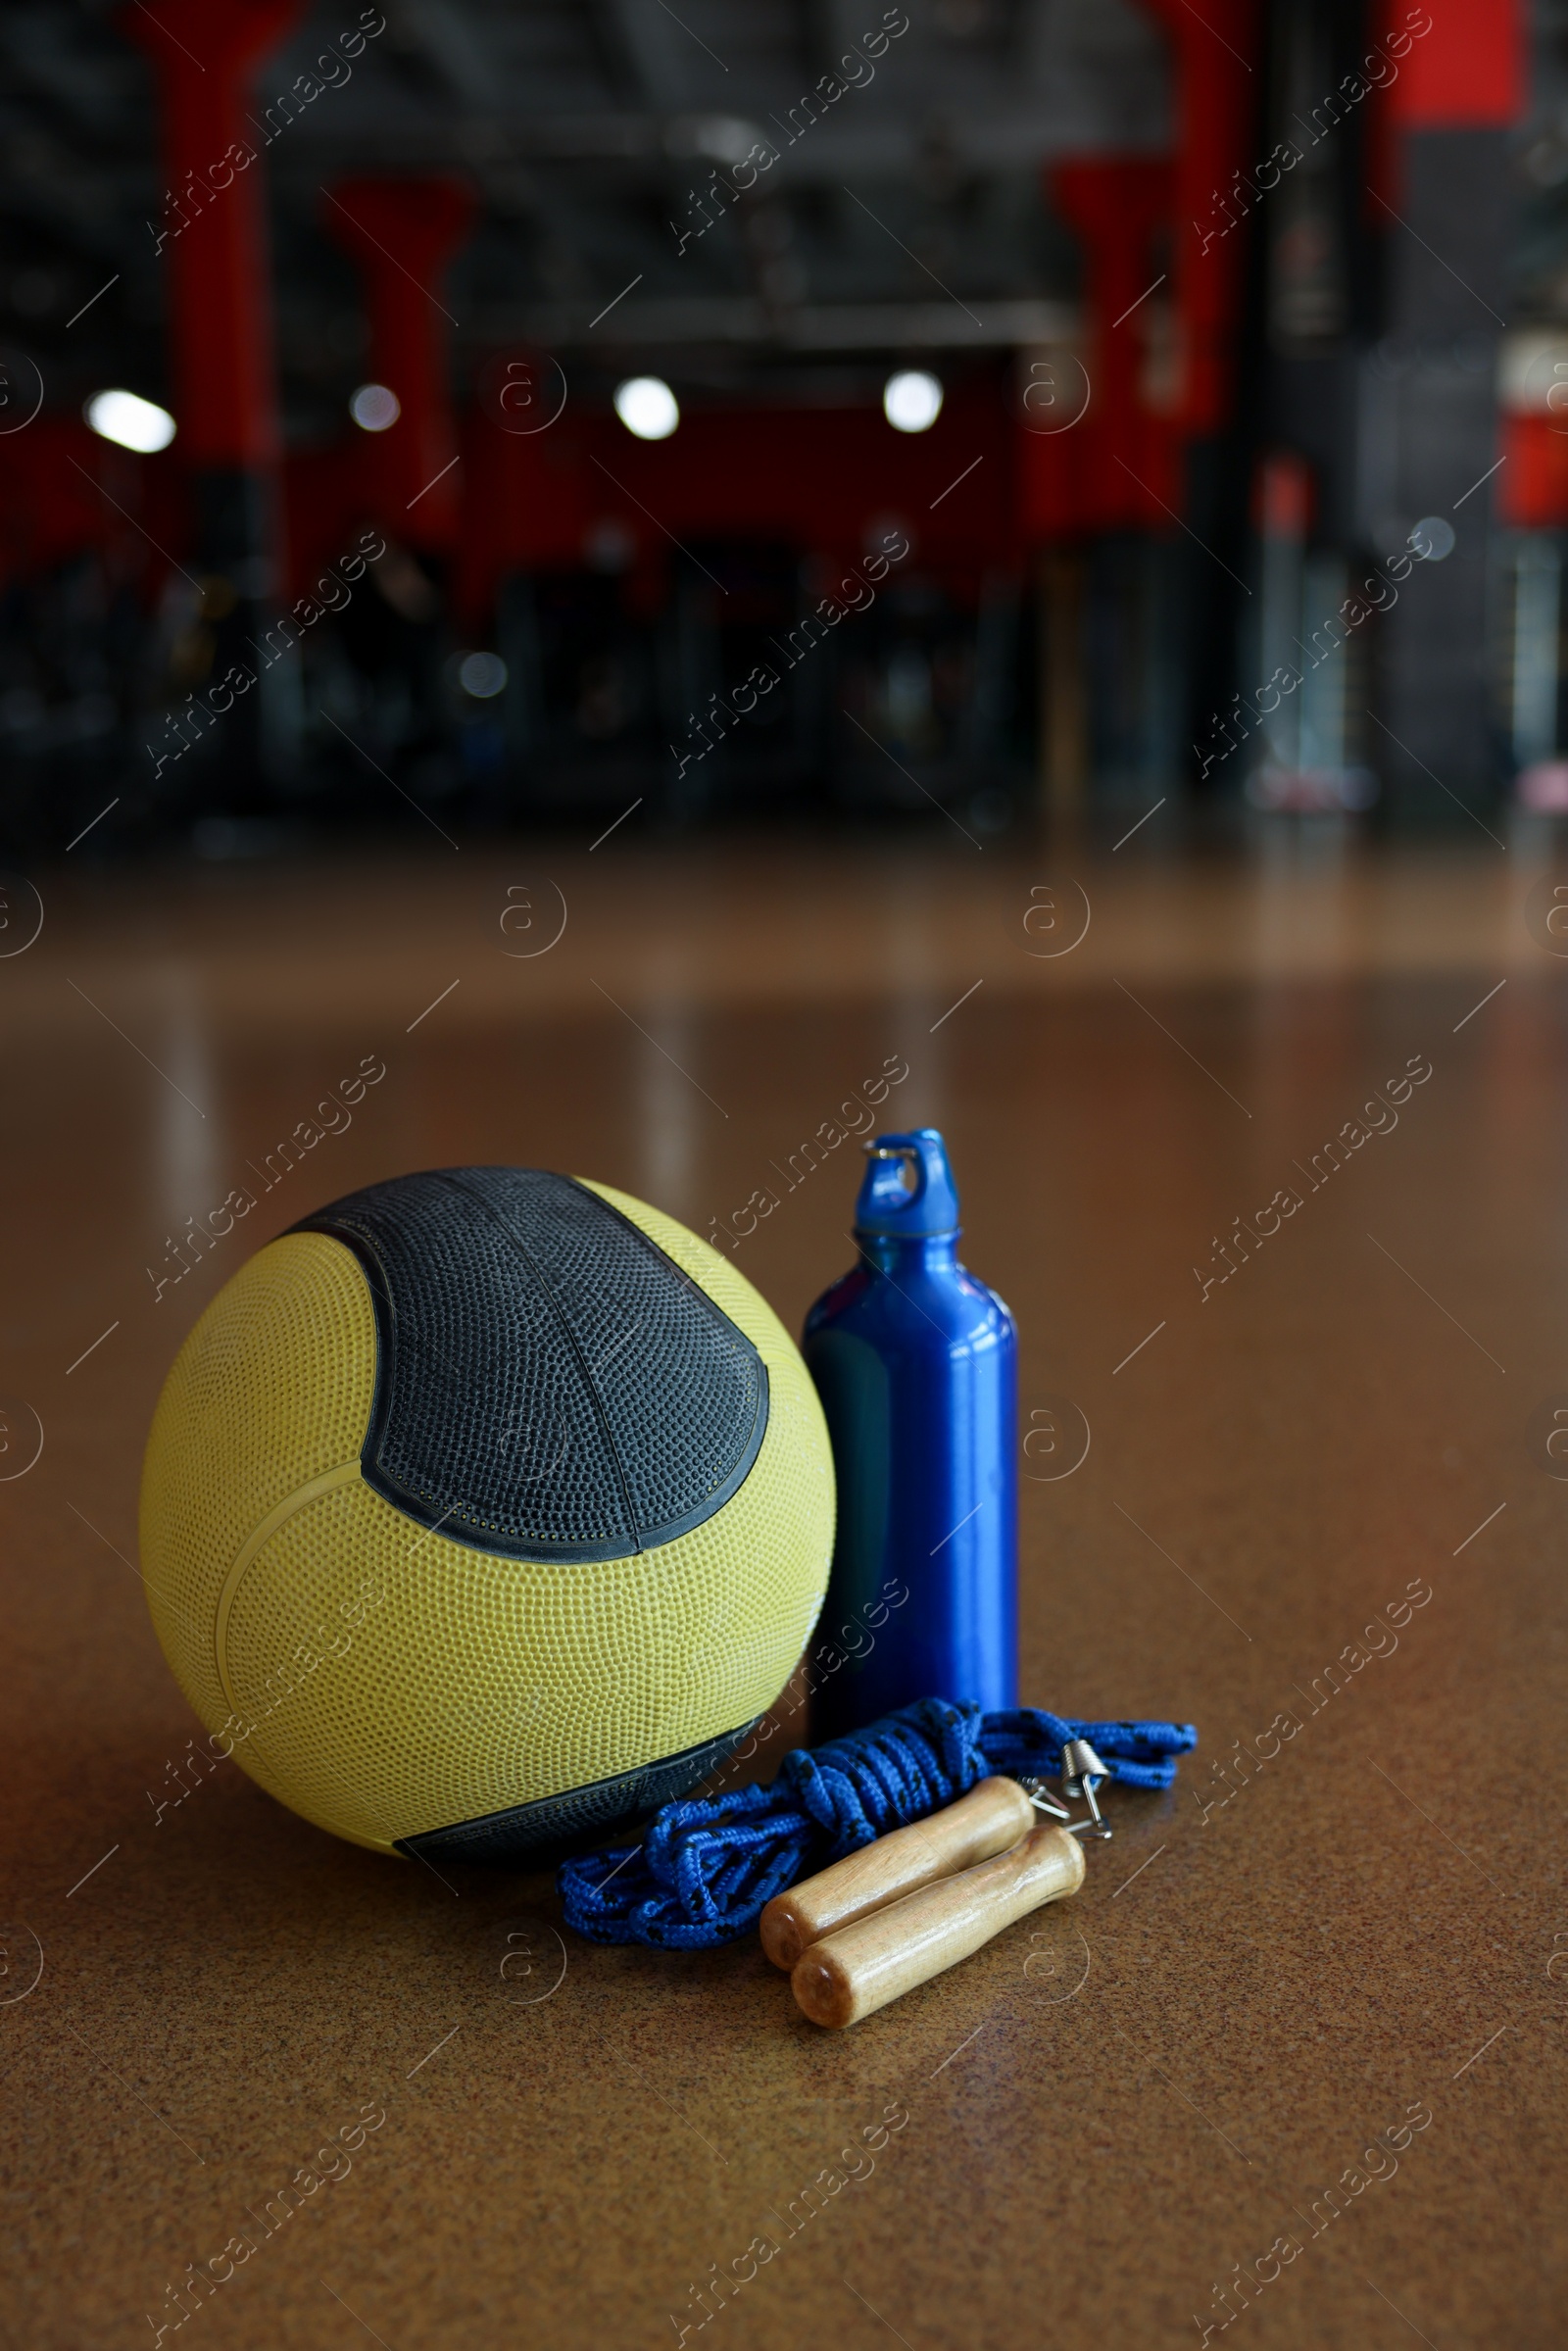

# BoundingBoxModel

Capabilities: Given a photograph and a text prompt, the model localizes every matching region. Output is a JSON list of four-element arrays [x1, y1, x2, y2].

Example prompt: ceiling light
[[884, 370, 943, 433], [1411, 514, 1455, 562], [613, 376, 679, 441], [458, 651, 508, 699], [686, 117, 762, 166], [350, 382, 401, 432], [84, 389, 175, 453]]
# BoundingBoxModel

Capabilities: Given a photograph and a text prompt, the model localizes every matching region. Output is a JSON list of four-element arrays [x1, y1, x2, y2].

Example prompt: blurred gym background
[[0, 0, 1558, 856]]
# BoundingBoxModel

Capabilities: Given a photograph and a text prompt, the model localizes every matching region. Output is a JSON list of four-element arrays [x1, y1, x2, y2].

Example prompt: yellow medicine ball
[[139, 1168, 834, 1863]]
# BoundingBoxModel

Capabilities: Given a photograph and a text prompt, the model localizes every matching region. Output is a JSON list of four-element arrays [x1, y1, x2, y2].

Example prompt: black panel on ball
[[292, 1167, 768, 1562], [396, 1719, 757, 1868]]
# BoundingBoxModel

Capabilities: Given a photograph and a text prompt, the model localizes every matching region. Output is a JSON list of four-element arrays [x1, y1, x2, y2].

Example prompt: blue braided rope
[[558, 1696, 1197, 1949]]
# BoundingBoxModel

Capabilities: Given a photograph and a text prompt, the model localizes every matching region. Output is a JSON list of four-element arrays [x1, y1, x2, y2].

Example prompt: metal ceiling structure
[[1, 0, 1169, 428], [0, 1, 1555, 850]]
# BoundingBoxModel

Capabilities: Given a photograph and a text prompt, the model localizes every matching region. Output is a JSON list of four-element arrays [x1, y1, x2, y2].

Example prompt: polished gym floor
[[3, 826, 1564, 2349]]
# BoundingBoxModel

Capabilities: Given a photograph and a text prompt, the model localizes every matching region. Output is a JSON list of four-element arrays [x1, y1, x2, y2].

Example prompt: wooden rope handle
[[789, 1823, 1086, 2030], [759, 1777, 1037, 1971]]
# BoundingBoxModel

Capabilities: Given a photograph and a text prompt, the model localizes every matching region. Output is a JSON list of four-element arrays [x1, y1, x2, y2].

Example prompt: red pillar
[[122, 0, 305, 792], [1031, 158, 1174, 535], [1136, 0, 1256, 438], [124, 0, 300, 486], [1385, 0, 1522, 133], [324, 179, 476, 554]]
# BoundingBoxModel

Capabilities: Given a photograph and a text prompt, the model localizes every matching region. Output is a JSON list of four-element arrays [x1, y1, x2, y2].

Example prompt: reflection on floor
[[1, 831, 1560, 2350]]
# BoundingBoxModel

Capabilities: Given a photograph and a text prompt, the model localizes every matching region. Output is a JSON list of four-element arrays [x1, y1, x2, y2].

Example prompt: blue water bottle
[[803, 1128, 1017, 1739]]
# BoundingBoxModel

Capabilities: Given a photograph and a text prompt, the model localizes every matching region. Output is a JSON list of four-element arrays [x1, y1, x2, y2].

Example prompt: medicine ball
[[140, 1168, 834, 1865]]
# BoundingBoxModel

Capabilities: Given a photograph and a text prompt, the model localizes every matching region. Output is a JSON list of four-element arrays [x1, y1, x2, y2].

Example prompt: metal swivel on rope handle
[[1018, 1778, 1071, 1821], [1060, 1738, 1113, 1838], [1020, 1738, 1114, 1840]]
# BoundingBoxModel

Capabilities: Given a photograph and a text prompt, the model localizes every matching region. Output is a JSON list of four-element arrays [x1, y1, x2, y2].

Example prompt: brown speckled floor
[[2, 834, 1564, 2350]]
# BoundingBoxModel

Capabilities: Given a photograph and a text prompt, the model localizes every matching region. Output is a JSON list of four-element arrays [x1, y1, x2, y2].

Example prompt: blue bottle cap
[[854, 1128, 960, 1239]]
